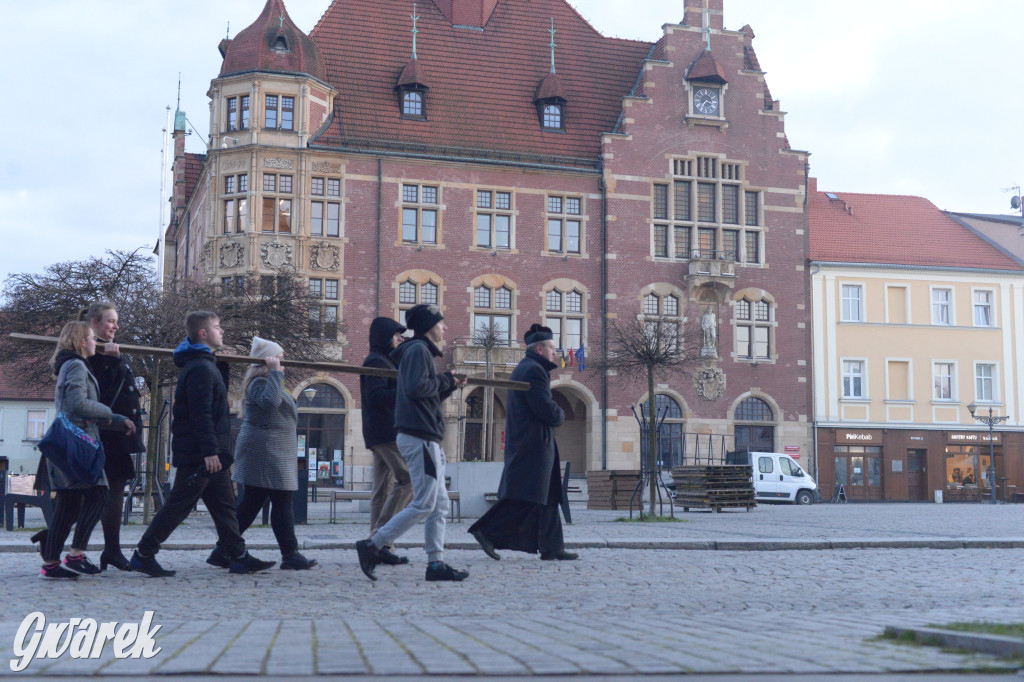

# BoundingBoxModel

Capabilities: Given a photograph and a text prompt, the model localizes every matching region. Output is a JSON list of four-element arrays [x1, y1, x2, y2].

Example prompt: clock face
[[693, 87, 720, 115]]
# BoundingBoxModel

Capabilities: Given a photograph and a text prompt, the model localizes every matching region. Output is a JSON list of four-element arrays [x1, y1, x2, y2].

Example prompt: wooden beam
[[8, 333, 529, 391]]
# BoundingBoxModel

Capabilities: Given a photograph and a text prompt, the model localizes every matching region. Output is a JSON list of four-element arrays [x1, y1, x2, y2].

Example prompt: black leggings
[[235, 486, 299, 557], [43, 487, 108, 563], [100, 478, 127, 553]]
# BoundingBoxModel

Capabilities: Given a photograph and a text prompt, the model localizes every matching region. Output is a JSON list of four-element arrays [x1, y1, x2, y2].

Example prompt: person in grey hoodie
[[355, 304, 468, 581]]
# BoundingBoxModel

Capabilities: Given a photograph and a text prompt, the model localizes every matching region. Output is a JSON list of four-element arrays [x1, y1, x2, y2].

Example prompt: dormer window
[[401, 89, 425, 118], [533, 71, 567, 132], [542, 103, 562, 129], [395, 58, 430, 121], [272, 35, 289, 53]]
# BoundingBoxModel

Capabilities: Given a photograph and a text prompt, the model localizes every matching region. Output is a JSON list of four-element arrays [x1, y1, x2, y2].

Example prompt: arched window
[[642, 291, 681, 352], [297, 383, 347, 485], [735, 296, 772, 360], [545, 287, 584, 351], [396, 273, 441, 328], [402, 90, 423, 117], [734, 397, 774, 452], [542, 103, 562, 129], [473, 284, 513, 346], [640, 394, 684, 469]]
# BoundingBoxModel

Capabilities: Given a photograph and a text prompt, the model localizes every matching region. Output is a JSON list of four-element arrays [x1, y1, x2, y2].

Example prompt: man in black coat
[[468, 324, 578, 561], [131, 311, 275, 577], [360, 316, 411, 566]]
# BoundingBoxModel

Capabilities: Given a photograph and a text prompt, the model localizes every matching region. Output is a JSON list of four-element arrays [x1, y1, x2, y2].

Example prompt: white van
[[726, 451, 819, 505]]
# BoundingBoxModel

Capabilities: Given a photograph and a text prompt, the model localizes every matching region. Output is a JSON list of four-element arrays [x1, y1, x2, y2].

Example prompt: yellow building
[[809, 179, 1024, 501]]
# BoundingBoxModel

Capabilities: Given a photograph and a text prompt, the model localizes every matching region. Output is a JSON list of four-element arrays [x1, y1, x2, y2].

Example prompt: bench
[[3, 475, 55, 531], [328, 488, 461, 523]]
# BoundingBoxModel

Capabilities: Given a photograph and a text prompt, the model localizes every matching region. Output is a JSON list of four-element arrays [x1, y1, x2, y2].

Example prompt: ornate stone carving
[[221, 158, 248, 171], [263, 157, 295, 170], [309, 242, 340, 271], [219, 242, 245, 269], [261, 241, 292, 268], [694, 367, 726, 401], [311, 161, 342, 174], [201, 241, 212, 266], [700, 304, 718, 358]]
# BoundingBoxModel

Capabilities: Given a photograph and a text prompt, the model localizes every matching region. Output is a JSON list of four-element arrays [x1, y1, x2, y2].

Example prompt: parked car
[[725, 450, 820, 504]]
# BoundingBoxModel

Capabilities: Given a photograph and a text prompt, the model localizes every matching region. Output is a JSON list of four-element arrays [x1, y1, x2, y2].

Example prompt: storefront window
[[945, 445, 992, 488], [834, 445, 882, 488]]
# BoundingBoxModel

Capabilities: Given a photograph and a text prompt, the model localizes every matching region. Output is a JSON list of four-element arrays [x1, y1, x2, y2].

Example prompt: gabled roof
[[808, 179, 1023, 271], [0, 364, 53, 402], [309, 0, 650, 167], [220, 0, 326, 82]]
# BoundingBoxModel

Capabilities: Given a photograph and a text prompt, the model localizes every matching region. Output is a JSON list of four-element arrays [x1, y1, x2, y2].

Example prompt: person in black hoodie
[[355, 304, 468, 581], [360, 317, 412, 566], [80, 302, 145, 572], [130, 311, 275, 577]]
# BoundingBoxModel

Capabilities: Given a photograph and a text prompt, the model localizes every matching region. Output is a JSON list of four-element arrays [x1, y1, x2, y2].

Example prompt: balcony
[[452, 344, 526, 367], [686, 249, 737, 289]]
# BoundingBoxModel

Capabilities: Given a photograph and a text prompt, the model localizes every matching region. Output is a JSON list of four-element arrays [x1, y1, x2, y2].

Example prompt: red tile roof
[[184, 153, 206, 203], [808, 178, 1024, 271], [0, 364, 54, 402], [220, 0, 327, 82], [396, 58, 430, 89], [308, 0, 651, 167], [534, 71, 566, 102], [686, 50, 728, 83]]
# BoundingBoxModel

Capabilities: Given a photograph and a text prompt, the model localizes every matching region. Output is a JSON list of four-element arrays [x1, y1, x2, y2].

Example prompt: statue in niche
[[700, 304, 718, 357]]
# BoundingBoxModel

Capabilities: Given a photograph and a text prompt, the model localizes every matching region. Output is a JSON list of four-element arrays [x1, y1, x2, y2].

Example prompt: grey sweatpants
[[370, 433, 449, 562]]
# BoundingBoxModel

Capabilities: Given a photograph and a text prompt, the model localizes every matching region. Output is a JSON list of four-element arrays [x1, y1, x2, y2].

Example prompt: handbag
[[38, 380, 106, 486]]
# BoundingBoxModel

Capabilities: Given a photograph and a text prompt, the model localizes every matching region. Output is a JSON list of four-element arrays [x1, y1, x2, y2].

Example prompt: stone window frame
[[399, 183, 442, 247], [544, 194, 585, 257], [395, 270, 443, 330], [542, 279, 587, 352], [473, 188, 515, 253], [310, 175, 342, 239], [468, 274, 518, 347], [731, 288, 777, 364]]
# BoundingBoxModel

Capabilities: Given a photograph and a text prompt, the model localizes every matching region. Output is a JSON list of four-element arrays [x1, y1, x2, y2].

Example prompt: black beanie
[[524, 323, 554, 346], [405, 304, 444, 335]]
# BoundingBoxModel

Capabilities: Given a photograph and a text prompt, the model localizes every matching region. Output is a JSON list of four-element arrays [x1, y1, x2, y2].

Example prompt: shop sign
[[836, 430, 882, 444], [784, 445, 800, 459], [947, 432, 1001, 444]]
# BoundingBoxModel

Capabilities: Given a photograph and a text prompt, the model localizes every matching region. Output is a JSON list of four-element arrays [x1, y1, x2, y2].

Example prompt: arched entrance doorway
[[297, 383, 347, 486], [734, 396, 775, 452], [461, 388, 506, 462], [552, 387, 588, 476]]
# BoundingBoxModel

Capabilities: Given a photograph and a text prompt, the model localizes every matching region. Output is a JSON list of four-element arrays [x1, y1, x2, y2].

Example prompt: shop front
[[943, 431, 1001, 502]]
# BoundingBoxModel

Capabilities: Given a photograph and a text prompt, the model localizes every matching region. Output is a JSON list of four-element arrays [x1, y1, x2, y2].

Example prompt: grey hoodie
[[390, 336, 457, 443]]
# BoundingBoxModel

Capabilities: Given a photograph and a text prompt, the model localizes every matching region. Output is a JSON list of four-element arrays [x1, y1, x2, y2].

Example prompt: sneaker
[[377, 547, 410, 566], [425, 561, 469, 582], [280, 553, 318, 570], [540, 550, 579, 561], [63, 554, 102, 576], [355, 539, 381, 581], [40, 562, 79, 580], [129, 550, 177, 577], [206, 546, 230, 569], [471, 530, 501, 561], [228, 551, 276, 574]]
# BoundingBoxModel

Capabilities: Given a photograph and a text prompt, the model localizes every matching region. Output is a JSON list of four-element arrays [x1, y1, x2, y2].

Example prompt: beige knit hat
[[250, 336, 284, 363]]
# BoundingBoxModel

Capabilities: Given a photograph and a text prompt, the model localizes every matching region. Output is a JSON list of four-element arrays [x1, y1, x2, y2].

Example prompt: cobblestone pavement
[[1, 503, 1022, 676]]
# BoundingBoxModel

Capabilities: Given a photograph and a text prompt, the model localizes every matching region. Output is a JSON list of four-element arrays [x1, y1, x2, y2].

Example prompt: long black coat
[[497, 351, 565, 506], [87, 351, 143, 481]]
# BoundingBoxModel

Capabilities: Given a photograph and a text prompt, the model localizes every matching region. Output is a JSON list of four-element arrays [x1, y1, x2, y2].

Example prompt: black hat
[[405, 304, 444, 335], [524, 323, 554, 346]]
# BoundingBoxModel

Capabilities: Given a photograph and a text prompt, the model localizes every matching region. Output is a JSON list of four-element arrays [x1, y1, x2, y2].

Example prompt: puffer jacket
[[170, 339, 233, 470]]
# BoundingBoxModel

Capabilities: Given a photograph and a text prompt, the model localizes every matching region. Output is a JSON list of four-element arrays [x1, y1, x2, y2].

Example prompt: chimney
[[435, 0, 499, 28], [683, 0, 723, 31]]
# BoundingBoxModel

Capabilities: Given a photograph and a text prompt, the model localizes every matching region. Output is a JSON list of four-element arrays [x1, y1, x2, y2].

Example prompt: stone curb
[[884, 625, 1024, 659], [4, 537, 1024, 553]]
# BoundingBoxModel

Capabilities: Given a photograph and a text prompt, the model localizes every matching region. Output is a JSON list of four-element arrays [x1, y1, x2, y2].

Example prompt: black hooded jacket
[[170, 339, 232, 470], [360, 317, 406, 448], [391, 335, 457, 443]]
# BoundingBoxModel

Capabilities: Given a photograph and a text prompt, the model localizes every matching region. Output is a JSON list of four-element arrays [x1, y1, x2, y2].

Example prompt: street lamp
[[967, 402, 1009, 503]]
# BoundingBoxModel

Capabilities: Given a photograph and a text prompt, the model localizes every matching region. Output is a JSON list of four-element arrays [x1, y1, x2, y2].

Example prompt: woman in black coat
[[81, 302, 145, 571]]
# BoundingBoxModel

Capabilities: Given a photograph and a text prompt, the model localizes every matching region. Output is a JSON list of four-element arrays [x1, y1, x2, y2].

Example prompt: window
[[475, 190, 513, 250], [472, 284, 513, 346], [841, 284, 863, 322], [656, 159, 760, 263], [973, 290, 993, 327], [397, 277, 440, 326], [945, 444, 991, 490], [735, 297, 771, 360], [264, 94, 294, 130], [401, 90, 424, 118], [642, 292, 681, 352], [26, 409, 47, 441], [638, 394, 684, 469], [546, 195, 582, 254], [976, 363, 996, 402], [401, 184, 439, 245], [310, 176, 341, 238], [545, 287, 584, 350], [734, 397, 774, 452], [842, 360, 865, 399], [541, 103, 562, 129], [261, 174, 292, 233], [307, 276, 340, 339], [933, 362, 955, 400], [932, 288, 952, 325], [226, 95, 249, 131]]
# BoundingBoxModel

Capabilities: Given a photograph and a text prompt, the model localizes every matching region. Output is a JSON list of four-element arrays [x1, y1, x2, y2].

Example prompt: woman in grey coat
[[208, 337, 316, 570], [35, 321, 135, 579]]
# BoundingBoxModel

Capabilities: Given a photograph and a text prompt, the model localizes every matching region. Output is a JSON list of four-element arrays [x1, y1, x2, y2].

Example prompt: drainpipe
[[376, 157, 382, 317], [600, 174, 609, 470]]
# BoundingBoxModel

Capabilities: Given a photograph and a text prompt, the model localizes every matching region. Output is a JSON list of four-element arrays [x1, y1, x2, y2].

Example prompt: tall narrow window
[[735, 297, 772, 360], [932, 288, 952, 325], [546, 195, 582, 254], [973, 290, 993, 327], [401, 184, 439, 245], [227, 97, 238, 131], [265, 95, 278, 129], [476, 190, 513, 250], [472, 284, 513, 345], [281, 96, 294, 130], [240, 95, 249, 129], [976, 363, 995, 402], [933, 362, 954, 400], [841, 284, 863, 322], [544, 287, 584, 350], [842, 360, 865, 398], [310, 176, 341, 238]]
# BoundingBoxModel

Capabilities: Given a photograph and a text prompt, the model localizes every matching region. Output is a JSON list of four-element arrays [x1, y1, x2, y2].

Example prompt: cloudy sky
[[2, 0, 1021, 280]]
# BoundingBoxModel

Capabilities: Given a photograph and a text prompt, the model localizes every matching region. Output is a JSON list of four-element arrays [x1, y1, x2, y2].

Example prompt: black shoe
[[206, 546, 230, 569], [425, 561, 469, 582], [377, 547, 410, 566], [64, 554, 102, 576], [471, 530, 501, 561], [40, 562, 79, 580], [228, 551, 275, 574], [355, 539, 380, 581], [280, 553, 318, 570], [540, 550, 579, 561], [130, 550, 176, 577], [100, 549, 132, 572]]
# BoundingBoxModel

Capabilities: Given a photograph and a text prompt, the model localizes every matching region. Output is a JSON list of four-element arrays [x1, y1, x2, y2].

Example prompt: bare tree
[[599, 316, 700, 518], [471, 323, 507, 462]]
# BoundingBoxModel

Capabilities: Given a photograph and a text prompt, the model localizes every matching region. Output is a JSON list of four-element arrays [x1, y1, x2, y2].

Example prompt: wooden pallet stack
[[672, 465, 756, 512], [586, 470, 641, 510]]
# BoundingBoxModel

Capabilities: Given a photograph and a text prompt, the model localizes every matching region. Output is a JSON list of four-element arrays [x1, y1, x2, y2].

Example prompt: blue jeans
[[370, 433, 448, 563]]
